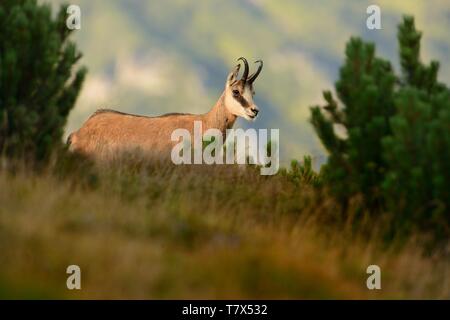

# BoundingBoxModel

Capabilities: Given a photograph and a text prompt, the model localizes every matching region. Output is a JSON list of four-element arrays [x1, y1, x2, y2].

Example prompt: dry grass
[[0, 160, 448, 299]]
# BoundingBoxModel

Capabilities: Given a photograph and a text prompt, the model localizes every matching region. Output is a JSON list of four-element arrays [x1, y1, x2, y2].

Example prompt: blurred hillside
[[44, 0, 450, 164]]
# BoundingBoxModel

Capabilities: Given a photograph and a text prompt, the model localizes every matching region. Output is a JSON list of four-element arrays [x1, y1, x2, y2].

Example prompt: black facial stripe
[[234, 94, 250, 108]]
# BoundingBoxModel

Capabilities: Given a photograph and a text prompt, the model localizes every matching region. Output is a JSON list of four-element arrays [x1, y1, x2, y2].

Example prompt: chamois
[[67, 57, 263, 161]]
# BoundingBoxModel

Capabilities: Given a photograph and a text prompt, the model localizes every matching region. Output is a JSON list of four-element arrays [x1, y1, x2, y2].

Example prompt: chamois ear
[[226, 64, 240, 87]]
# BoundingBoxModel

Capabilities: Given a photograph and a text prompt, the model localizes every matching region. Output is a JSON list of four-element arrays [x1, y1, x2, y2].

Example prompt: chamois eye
[[232, 90, 240, 97]]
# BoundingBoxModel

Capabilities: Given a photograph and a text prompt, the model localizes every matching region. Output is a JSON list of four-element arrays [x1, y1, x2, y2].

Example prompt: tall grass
[[0, 155, 448, 299]]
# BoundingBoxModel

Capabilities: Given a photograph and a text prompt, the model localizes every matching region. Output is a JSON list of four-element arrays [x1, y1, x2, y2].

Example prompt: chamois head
[[225, 57, 263, 121]]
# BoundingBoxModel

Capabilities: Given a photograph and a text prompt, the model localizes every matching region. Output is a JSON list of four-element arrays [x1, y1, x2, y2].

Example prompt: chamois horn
[[237, 57, 249, 85], [248, 60, 263, 83]]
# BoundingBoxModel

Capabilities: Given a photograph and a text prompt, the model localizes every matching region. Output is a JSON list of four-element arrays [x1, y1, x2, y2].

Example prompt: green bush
[[0, 0, 86, 164], [283, 156, 321, 188], [310, 16, 449, 239]]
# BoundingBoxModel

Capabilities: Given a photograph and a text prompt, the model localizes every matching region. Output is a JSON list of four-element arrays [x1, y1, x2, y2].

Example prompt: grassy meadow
[[0, 158, 448, 299]]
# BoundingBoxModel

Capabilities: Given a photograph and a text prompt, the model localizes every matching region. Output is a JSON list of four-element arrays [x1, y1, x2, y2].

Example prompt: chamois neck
[[203, 92, 237, 134]]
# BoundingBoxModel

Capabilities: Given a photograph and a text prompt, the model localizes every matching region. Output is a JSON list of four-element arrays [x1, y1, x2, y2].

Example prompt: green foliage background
[[0, 0, 86, 162], [311, 17, 449, 239]]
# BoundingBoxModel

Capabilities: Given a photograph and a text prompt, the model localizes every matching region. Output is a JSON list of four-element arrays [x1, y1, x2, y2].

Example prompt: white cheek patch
[[225, 94, 247, 117], [242, 87, 254, 106]]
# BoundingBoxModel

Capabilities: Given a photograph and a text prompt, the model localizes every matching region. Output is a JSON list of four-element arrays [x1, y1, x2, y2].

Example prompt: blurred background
[[45, 0, 450, 165]]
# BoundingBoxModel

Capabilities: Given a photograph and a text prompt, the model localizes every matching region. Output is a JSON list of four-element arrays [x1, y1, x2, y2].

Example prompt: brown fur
[[68, 93, 237, 161]]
